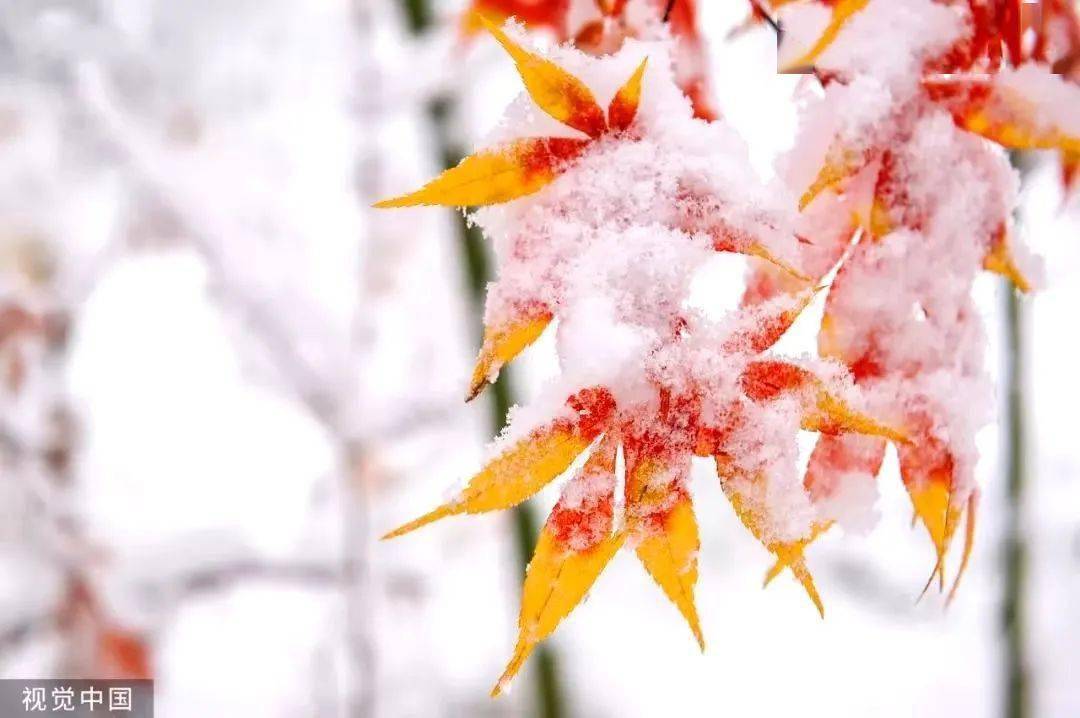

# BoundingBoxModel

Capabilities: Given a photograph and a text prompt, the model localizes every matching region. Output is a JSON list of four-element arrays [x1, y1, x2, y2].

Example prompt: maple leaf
[[727, 357, 908, 611], [717, 454, 827, 616], [933, 1, 1080, 197], [375, 18, 648, 209], [793, 99, 1039, 292], [926, 73, 1080, 152], [378, 20, 807, 401], [798, 147, 871, 211], [805, 248, 985, 593], [492, 436, 624, 696], [761, 431, 886, 586], [624, 443, 704, 648], [382, 389, 610, 540], [739, 360, 907, 442], [749, 98, 1006, 596], [895, 409, 982, 599]]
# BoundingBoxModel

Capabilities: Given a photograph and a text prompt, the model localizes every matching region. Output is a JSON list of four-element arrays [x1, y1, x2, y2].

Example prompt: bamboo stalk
[[1002, 282, 1028, 718], [1000, 150, 1031, 718]]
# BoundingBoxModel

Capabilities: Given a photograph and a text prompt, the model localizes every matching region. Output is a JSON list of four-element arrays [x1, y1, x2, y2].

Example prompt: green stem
[[427, 101, 563, 718], [1001, 151, 1030, 718], [399, 8, 565, 717], [1002, 283, 1028, 718]]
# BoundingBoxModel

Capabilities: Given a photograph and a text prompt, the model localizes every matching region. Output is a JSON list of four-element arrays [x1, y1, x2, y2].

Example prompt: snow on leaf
[[738, 0, 1060, 616], [725, 286, 822, 355], [958, 96, 1080, 154], [746, 243, 813, 282], [378, 28, 974, 694], [675, 198, 812, 279], [927, 69, 1080, 156], [739, 360, 908, 442], [716, 456, 825, 617], [805, 390, 907, 442], [765, 432, 887, 585]]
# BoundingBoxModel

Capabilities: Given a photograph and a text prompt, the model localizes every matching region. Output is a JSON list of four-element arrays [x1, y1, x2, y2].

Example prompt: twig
[[663, 0, 677, 23], [76, 56, 380, 716], [74, 65, 341, 425], [173, 560, 343, 598]]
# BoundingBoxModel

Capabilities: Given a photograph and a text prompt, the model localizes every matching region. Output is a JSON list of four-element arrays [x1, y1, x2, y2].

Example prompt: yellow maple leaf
[[493, 437, 623, 695], [375, 21, 649, 209]]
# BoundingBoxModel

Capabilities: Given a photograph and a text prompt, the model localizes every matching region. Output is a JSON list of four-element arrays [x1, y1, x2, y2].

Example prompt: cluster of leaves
[[750, 0, 1080, 598], [379, 14, 908, 694], [768, 0, 1080, 191], [377, 0, 1079, 697]]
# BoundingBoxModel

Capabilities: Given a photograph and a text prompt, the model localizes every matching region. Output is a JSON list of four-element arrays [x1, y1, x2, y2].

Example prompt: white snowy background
[[0, 1, 1077, 717]]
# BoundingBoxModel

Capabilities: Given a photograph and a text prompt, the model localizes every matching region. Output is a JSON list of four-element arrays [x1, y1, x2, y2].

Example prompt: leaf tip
[[465, 379, 486, 402], [372, 195, 412, 209], [692, 622, 706, 652], [381, 504, 457, 540], [491, 641, 532, 698], [762, 558, 785, 588]]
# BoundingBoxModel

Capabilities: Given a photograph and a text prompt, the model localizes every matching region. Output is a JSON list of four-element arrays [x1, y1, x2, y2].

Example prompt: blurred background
[[0, 1, 1078, 716]]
